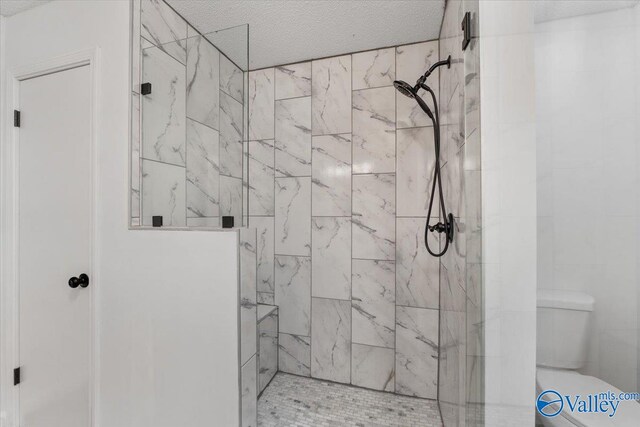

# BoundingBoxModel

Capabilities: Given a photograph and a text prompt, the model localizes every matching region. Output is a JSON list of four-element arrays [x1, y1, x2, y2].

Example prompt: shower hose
[[422, 85, 453, 257]]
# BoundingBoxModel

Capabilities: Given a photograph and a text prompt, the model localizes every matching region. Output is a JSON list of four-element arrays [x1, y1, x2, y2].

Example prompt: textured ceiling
[[0, 0, 51, 17], [167, 0, 445, 70], [534, 0, 640, 23]]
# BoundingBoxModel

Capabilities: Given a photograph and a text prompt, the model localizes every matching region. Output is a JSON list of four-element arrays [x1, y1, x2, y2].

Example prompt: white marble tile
[[240, 228, 257, 366], [275, 97, 312, 177], [219, 175, 242, 225], [352, 47, 395, 90], [311, 134, 351, 216], [278, 333, 311, 377], [311, 298, 351, 384], [311, 217, 351, 300], [186, 118, 219, 218], [275, 177, 311, 256], [440, 261, 466, 313], [352, 259, 395, 348], [145, 38, 186, 66], [243, 71, 249, 139], [141, 159, 186, 226], [241, 354, 257, 427], [259, 312, 278, 393], [396, 218, 440, 309], [352, 86, 396, 174], [142, 46, 186, 166], [275, 62, 312, 99], [220, 54, 244, 103], [141, 0, 187, 64], [312, 55, 351, 135], [186, 217, 219, 227], [141, 38, 154, 49], [439, 309, 465, 426], [248, 140, 275, 215], [186, 24, 197, 39], [396, 41, 440, 129], [186, 35, 220, 130], [131, 92, 141, 219], [243, 140, 249, 224], [396, 127, 438, 216], [275, 255, 311, 336], [219, 91, 243, 178], [352, 174, 395, 260], [351, 344, 395, 392], [257, 292, 275, 305], [249, 68, 275, 140], [396, 306, 438, 399], [258, 306, 278, 330], [440, 30, 463, 128], [250, 216, 275, 294]]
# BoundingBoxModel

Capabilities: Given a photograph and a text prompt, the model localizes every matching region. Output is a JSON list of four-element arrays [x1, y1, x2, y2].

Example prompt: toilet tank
[[536, 289, 595, 369]]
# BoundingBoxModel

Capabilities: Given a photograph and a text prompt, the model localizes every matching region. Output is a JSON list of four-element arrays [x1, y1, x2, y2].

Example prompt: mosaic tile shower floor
[[258, 373, 443, 427]]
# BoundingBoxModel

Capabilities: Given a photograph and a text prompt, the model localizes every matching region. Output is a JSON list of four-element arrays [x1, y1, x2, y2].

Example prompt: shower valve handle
[[429, 222, 448, 233], [428, 214, 455, 244]]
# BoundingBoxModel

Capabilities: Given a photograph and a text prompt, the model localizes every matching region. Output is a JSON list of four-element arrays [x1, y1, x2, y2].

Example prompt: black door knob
[[78, 273, 89, 288], [68, 276, 79, 288], [68, 273, 90, 289]]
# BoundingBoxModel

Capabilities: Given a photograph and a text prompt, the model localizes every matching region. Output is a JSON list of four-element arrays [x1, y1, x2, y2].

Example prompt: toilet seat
[[537, 367, 640, 426]]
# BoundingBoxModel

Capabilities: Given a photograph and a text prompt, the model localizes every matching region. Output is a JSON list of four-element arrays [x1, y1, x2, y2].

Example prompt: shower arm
[[413, 56, 452, 92]]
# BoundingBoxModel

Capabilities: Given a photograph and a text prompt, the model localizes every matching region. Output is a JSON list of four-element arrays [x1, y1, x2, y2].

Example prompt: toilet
[[536, 289, 640, 426]]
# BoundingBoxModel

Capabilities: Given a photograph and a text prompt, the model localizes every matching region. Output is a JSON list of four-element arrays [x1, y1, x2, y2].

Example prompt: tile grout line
[[349, 52, 353, 387], [349, 51, 354, 390]]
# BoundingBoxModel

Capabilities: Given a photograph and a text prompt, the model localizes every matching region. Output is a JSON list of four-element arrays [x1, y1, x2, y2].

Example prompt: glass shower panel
[[130, 0, 248, 228], [438, 0, 484, 425], [535, 0, 640, 423]]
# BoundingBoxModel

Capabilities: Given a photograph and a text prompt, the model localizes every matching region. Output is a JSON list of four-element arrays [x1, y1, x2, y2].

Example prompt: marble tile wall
[[258, 307, 278, 394], [248, 40, 441, 399], [240, 228, 258, 427], [438, 0, 483, 426], [131, 0, 246, 228]]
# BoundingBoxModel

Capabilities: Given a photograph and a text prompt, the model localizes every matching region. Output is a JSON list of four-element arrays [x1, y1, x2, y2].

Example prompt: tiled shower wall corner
[[247, 41, 441, 398], [438, 0, 483, 426], [130, 0, 245, 228]]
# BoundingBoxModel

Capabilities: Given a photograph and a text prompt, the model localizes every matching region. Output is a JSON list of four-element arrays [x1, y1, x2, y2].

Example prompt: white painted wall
[[1, 1, 240, 426], [536, 5, 640, 393], [480, 1, 537, 424]]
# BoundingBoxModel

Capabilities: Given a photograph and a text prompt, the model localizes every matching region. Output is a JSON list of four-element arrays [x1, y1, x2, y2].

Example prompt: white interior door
[[18, 65, 92, 426]]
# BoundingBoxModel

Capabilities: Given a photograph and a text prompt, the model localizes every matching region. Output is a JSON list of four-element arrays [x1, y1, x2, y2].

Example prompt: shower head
[[393, 80, 416, 99], [393, 56, 451, 119], [393, 80, 434, 120]]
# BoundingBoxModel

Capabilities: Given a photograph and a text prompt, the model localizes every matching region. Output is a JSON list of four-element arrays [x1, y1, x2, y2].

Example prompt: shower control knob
[[68, 273, 90, 289]]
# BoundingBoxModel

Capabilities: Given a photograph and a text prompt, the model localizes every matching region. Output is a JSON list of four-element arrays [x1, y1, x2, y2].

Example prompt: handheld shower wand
[[393, 55, 453, 258]]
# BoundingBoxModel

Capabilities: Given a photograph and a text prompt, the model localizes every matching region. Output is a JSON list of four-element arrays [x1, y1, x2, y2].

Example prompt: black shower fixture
[[393, 55, 454, 258]]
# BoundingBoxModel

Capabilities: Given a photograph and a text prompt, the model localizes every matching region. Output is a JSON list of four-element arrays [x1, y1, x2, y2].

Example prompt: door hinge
[[13, 367, 20, 385], [14, 110, 21, 127]]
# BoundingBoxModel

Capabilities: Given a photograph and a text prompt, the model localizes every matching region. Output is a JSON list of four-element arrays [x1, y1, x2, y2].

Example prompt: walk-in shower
[[394, 55, 453, 257]]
